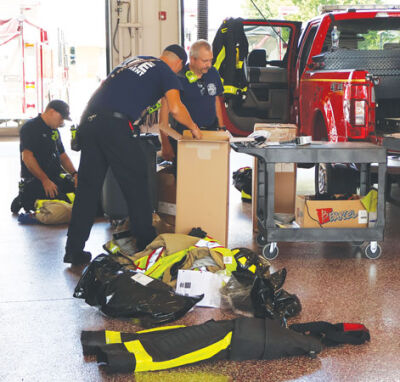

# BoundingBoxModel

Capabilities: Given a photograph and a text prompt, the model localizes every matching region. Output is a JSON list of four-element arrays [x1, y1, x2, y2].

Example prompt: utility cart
[[231, 141, 387, 259]]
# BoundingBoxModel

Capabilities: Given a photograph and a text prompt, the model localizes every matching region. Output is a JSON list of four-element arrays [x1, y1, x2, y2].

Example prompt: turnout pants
[[66, 114, 156, 253]]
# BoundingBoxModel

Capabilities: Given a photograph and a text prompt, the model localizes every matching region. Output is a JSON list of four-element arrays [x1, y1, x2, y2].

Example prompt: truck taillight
[[352, 100, 366, 126]]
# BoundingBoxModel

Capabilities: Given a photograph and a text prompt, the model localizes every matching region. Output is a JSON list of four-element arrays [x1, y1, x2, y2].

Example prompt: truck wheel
[[315, 163, 332, 195]]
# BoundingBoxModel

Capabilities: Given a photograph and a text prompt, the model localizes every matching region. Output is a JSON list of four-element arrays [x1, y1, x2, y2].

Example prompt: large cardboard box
[[252, 124, 297, 232], [176, 131, 230, 246], [295, 195, 368, 228]]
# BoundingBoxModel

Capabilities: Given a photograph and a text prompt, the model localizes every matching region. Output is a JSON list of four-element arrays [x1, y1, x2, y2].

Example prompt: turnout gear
[[212, 18, 248, 97], [81, 317, 322, 373], [103, 234, 238, 287]]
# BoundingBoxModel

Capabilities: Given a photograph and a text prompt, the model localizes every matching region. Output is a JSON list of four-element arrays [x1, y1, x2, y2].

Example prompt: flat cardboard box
[[252, 124, 297, 232], [295, 195, 368, 228], [175, 131, 230, 246], [254, 123, 298, 142]]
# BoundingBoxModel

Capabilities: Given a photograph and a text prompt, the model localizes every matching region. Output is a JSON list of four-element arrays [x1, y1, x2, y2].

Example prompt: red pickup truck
[[221, 6, 400, 143]]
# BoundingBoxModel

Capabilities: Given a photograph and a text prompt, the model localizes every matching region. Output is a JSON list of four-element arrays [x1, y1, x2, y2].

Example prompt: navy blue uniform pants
[[66, 114, 156, 253], [20, 175, 75, 212]]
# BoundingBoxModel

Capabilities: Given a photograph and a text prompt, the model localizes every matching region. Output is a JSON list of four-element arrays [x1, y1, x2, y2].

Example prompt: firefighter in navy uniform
[[159, 40, 225, 171], [11, 100, 78, 213], [64, 45, 201, 266]]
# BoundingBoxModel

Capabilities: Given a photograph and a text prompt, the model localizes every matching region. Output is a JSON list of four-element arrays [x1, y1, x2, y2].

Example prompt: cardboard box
[[252, 124, 297, 232], [295, 195, 368, 228], [254, 123, 298, 142], [156, 166, 176, 232], [175, 131, 230, 246]]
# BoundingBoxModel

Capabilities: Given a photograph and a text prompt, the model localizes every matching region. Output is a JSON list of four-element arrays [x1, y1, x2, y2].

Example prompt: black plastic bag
[[250, 269, 301, 324], [74, 254, 203, 327]]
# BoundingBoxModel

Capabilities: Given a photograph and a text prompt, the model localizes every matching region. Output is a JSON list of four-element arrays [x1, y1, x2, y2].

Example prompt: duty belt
[[86, 110, 140, 138]]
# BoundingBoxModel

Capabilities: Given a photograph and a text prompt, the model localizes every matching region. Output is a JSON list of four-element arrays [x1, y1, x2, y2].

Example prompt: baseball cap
[[47, 99, 71, 120], [164, 44, 187, 64]]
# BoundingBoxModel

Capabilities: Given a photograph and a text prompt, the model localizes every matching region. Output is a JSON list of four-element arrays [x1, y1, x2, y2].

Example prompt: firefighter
[[11, 100, 78, 214], [64, 45, 201, 266], [159, 40, 225, 173]]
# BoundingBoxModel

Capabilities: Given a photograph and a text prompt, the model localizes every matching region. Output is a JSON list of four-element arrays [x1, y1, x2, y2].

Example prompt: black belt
[[88, 110, 131, 122]]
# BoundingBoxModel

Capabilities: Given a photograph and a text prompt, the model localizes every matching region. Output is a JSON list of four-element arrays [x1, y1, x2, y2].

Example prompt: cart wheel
[[364, 243, 382, 259], [256, 233, 268, 247], [262, 243, 279, 260]]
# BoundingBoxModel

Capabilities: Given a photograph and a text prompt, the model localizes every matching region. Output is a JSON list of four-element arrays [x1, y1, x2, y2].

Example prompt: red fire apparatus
[[0, 16, 69, 128]]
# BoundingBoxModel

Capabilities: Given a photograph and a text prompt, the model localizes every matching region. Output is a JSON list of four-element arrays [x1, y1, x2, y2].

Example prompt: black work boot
[[63, 251, 92, 266], [10, 195, 22, 214]]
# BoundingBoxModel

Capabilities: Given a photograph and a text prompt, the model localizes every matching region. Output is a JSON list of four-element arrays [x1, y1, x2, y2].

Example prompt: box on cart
[[252, 123, 298, 232], [295, 195, 368, 228]]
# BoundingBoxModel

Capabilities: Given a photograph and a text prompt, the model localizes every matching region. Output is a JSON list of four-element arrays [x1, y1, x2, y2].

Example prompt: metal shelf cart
[[231, 141, 387, 260]]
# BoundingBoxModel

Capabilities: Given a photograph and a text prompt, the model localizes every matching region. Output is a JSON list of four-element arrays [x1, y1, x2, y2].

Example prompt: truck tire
[[315, 163, 360, 196]]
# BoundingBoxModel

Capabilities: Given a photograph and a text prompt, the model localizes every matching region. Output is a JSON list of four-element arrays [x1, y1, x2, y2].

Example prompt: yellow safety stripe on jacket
[[236, 60, 244, 69], [213, 46, 226, 71], [137, 325, 186, 334], [35, 198, 72, 210], [135, 247, 165, 273], [124, 331, 232, 372], [145, 249, 188, 279], [212, 247, 238, 274], [105, 330, 122, 344], [66, 193, 75, 203], [106, 241, 121, 255]]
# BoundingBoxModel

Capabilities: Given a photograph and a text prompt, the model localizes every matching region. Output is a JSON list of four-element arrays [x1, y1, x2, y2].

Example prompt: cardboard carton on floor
[[156, 166, 176, 233], [176, 130, 230, 246], [252, 124, 297, 232], [295, 195, 368, 228]]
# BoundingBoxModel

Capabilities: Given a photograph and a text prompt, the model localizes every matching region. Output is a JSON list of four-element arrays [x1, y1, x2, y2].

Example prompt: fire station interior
[[1, 1, 400, 381]]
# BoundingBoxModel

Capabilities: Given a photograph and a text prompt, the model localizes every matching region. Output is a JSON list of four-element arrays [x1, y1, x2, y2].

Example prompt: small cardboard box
[[252, 124, 297, 232], [295, 195, 368, 228], [176, 131, 230, 246]]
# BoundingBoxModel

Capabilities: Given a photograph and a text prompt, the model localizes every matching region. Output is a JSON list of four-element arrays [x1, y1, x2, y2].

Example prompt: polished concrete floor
[[1, 136, 399, 382]]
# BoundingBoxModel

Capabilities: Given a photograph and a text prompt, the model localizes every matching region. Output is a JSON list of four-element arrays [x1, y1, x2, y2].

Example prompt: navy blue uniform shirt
[[87, 56, 182, 121], [19, 114, 65, 180], [172, 64, 223, 133]]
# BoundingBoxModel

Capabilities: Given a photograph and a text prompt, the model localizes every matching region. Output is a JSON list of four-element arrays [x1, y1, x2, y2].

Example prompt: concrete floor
[[1, 136, 399, 382]]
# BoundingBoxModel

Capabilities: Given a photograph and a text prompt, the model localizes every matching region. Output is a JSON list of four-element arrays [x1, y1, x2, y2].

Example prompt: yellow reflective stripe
[[238, 256, 247, 265], [105, 330, 122, 344], [224, 85, 238, 94], [66, 193, 75, 203], [137, 325, 186, 334], [248, 264, 257, 274], [236, 60, 243, 69], [301, 78, 366, 83], [241, 190, 251, 199], [108, 242, 120, 254], [213, 46, 226, 71], [124, 331, 232, 372], [35, 199, 71, 210], [145, 249, 188, 279]]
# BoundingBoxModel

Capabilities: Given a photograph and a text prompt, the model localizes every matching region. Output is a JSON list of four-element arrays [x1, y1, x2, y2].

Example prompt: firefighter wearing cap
[[64, 45, 202, 266], [11, 100, 78, 214]]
